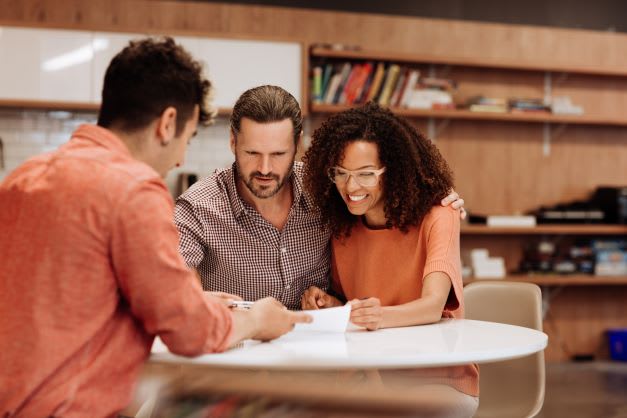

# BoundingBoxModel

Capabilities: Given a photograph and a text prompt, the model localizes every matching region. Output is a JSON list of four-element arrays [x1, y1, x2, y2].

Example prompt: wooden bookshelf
[[461, 225, 627, 235], [310, 103, 627, 127], [0, 99, 233, 116], [464, 275, 627, 286], [311, 46, 627, 78]]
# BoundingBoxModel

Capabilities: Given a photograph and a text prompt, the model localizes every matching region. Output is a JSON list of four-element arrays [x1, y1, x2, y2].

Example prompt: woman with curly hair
[[301, 102, 479, 412]]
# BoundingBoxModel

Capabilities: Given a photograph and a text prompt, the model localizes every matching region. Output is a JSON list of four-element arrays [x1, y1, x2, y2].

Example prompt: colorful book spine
[[389, 67, 408, 108], [365, 62, 386, 103], [311, 66, 322, 103], [378, 64, 401, 107], [332, 62, 353, 104], [347, 62, 373, 105], [399, 69, 420, 108], [323, 73, 342, 104]]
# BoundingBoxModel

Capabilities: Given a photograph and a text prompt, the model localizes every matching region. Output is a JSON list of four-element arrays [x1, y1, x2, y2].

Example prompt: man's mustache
[[251, 172, 279, 181]]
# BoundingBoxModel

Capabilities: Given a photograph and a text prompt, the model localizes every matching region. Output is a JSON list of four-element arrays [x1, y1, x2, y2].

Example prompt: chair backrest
[[463, 281, 545, 418]]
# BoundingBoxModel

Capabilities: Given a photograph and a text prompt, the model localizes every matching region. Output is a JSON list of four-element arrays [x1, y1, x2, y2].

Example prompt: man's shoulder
[[293, 161, 305, 177], [177, 166, 233, 209], [28, 141, 164, 193]]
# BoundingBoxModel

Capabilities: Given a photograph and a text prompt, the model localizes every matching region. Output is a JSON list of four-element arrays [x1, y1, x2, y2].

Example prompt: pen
[[229, 300, 255, 310]]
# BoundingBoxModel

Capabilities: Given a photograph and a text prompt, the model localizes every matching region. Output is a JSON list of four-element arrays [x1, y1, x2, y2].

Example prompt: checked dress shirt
[[175, 162, 331, 310]]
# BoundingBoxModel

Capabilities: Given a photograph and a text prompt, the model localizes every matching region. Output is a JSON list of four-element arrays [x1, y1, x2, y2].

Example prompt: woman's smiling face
[[334, 140, 387, 227]]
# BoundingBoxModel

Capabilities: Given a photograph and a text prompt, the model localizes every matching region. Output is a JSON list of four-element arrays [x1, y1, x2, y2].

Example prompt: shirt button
[[280, 248, 287, 253], [285, 284, 291, 289]]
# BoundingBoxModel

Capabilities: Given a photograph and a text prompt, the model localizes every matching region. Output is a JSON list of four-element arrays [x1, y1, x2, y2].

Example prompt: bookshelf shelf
[[0, 99, 234, 116], [310, 103, 627, 127], [311, 46, 627, 78], [461, 225, 627, 235], [464, 275, 627, 286]]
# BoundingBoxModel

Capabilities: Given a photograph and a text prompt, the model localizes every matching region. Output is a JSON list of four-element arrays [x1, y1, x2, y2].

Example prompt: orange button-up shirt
[[0, 125, 233, 417]]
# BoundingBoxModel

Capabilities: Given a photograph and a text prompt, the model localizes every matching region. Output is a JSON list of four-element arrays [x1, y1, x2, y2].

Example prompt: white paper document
[[293, 304, 352, 333]]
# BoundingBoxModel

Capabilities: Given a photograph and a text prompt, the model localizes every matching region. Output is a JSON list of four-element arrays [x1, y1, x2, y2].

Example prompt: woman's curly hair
[[303, 102, 454, 238]]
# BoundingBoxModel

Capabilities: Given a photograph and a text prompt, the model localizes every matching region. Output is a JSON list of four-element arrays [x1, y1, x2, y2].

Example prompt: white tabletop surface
[[150, 319, 547, 370]]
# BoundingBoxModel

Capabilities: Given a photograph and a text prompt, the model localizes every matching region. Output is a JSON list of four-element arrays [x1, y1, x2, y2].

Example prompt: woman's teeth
[[348, 195, 366, 202]]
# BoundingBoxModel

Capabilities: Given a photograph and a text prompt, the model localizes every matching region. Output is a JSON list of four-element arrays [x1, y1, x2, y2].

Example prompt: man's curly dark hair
[[303, 102, 454, 238]]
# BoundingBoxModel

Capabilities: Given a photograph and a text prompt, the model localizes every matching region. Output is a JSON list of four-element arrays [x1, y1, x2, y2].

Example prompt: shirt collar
[[71, 124, 133, 157], [71, 124, 163, 179]]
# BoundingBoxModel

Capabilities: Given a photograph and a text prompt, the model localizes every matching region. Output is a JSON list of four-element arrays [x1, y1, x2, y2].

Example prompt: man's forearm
[[226, 310, 258, 347]]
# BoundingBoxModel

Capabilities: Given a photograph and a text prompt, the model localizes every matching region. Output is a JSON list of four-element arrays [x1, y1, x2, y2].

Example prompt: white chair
[[463, 281, 546, 418]]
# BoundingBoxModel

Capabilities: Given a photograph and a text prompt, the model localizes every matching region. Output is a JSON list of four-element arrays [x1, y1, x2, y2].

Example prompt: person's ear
[[229, 130, 237, 155], [156, 106, 177, 146], [296, 130, 304, 149]]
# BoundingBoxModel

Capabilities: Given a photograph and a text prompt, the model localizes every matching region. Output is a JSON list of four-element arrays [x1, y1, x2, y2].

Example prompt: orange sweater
[[332, 205, 479, 396], [0, 125, 233, 417]]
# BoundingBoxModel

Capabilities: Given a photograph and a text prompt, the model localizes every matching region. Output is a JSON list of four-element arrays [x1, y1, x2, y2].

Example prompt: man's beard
[[236, 162, 293, 199]]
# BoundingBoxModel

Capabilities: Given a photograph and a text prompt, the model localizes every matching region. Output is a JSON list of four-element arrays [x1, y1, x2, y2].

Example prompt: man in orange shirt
[[0, 37, 310, 418]]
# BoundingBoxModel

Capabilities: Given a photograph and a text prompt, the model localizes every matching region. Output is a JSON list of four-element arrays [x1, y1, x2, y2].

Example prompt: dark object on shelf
[[532, 201, 604, 224], [529, 186, 627, 225], [591, 186, 627, 224], [177, 172, 198, 197], [518, 239, 597, 275], [466, 213, 487, 225], [572, 354, 595, 362]]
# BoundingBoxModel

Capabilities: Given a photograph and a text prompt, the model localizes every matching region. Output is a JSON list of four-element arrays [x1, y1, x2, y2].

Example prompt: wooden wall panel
[[4, 0, 627, 71], [433, 121, 627, 214], [554, 75, 627, 119], [542, 287, 627, 362]]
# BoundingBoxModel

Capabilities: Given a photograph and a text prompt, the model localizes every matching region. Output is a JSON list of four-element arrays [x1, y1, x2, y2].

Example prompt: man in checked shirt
[[175, 85, 465, 310]]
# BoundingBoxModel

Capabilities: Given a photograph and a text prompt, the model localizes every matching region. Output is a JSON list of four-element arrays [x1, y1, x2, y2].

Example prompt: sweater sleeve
[[111, 180, 232, 355], [422, 206, 463, 313]]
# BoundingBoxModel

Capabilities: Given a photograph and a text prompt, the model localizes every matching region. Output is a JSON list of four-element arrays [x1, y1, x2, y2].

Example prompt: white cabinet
[[0, 27, 41, 101], [38, 29, 93, 102], [0, 27, 92, 102], [91, 32, 146, 103], [194, 38, 302, 107], [0, 27, 302, 109]]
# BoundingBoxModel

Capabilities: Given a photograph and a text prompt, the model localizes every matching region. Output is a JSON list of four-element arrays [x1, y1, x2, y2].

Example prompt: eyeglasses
[[328, 166, 386, 187]]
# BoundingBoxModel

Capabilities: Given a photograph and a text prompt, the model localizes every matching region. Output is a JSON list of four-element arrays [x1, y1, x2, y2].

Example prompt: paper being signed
[[293, 304, 352, 333]]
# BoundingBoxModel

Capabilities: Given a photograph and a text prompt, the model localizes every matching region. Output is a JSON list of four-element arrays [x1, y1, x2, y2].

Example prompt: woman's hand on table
[[301, 286, 343, 310], [349, 297, 383, 331]]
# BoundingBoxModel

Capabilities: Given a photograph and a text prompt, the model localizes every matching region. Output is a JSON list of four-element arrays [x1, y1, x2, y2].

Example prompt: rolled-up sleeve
[[111, 180, 232, 355], [423, 206, 462, 312], [174, 196, 206, 269]]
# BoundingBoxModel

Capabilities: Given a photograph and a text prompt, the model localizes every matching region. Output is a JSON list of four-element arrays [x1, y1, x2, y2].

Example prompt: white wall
[[0, 110, 235, 196]]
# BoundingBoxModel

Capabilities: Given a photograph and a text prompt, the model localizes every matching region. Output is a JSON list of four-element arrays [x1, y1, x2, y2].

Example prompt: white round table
[[151, 319, 548, 370]]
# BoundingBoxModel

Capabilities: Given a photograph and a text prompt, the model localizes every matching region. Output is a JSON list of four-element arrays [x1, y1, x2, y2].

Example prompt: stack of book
[[550, 96, 584, 115], [407, 77, 456, 109], [310, 62, 457, 109], [486, 215, 537, 227], [594, 240, 627, 276], [509, 98, 550, 114], [471, 248, 506, 279], [465, 96, 508, 113]]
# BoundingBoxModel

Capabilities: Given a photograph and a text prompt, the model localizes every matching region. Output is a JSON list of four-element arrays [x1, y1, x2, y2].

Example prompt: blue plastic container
[[608, 329, 627, 361]]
